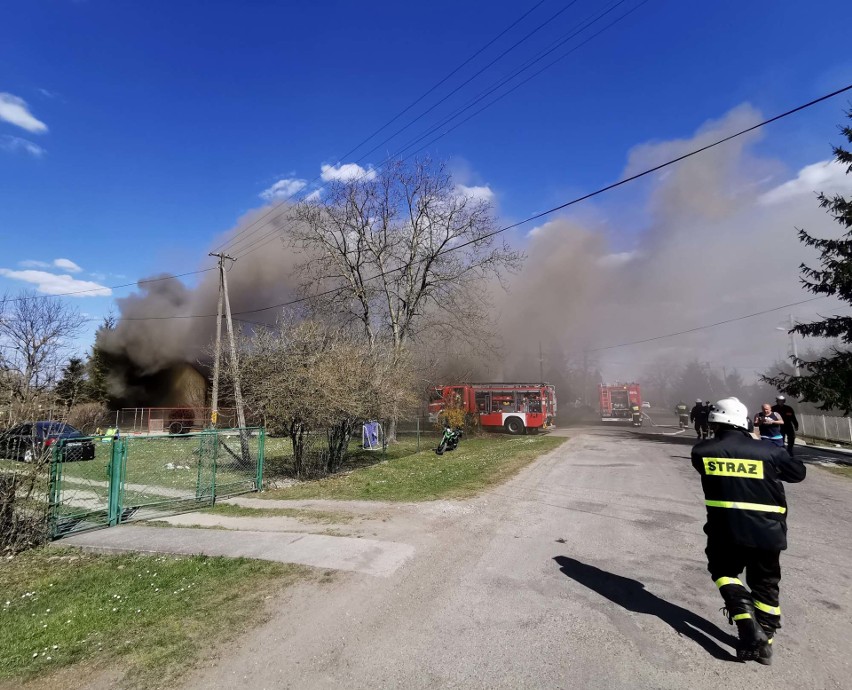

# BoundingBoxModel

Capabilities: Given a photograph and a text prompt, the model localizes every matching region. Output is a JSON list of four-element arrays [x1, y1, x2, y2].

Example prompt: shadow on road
[[553, 556, 738, 661]]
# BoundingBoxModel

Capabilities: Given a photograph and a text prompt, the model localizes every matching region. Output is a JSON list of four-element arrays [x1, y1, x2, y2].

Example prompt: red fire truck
[[599, 383, 642, 423], [428, 383, 557, 435]]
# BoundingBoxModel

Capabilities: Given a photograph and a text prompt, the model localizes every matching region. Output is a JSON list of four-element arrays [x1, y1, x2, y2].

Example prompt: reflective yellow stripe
[[754, 600, 781, 616], [704, 500, 786, 514], [714, 577, 743, 588], [733, 613, 751, 621]]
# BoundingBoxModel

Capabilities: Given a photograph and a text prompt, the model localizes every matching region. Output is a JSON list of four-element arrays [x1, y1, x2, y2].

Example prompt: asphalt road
[[186, 427, 852, 689]]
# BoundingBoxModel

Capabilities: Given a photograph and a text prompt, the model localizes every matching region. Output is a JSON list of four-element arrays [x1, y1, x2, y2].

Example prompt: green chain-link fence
[[48, 428, 264, 538]]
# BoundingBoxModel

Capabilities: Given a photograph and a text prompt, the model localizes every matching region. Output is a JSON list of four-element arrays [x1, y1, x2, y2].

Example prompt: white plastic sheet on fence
[[799, 414, 852, 444]]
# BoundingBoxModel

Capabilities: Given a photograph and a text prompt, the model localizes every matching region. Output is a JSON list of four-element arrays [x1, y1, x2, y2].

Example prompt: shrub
[[67, 402, 112, 435]]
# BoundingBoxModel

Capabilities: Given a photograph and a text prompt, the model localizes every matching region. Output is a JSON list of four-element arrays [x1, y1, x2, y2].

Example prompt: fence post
[[47, 444, 62, 539], [107, 438, 125, 526], [255, 428, 265, 492], [822, 415, 828, 440], [416, 416, 420, 452]]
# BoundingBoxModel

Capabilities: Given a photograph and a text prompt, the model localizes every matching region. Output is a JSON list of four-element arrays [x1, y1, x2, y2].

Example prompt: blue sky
[[1, 0, 851, 355]]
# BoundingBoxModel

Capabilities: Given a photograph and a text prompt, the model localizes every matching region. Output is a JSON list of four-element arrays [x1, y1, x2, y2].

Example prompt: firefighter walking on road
[[691, 397, 806, 664], [690, 399, 706, 439], [772, 395, 800, 456], [676, 401, 689, 429]]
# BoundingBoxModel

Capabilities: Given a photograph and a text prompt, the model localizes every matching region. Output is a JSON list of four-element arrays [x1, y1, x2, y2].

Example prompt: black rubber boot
[[756, 634, 773, 666], [730, 603, 769, 662]]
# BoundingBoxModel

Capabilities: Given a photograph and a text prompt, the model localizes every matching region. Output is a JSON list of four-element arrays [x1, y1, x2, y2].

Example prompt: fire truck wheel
[[504, 417, 525, 435]]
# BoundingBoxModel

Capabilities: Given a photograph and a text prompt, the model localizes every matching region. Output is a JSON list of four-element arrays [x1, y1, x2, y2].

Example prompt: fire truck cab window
[[429, 388, 444, 403], [528, 392, 542, 413], [475, 392, 490, 413], [452, 388, 464, 406]]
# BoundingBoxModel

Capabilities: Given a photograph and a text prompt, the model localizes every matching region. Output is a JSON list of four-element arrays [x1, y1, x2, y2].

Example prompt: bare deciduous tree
[[1, 290, 85, 403], [290, 158, 522, 437], [231, 317, 416, 477]]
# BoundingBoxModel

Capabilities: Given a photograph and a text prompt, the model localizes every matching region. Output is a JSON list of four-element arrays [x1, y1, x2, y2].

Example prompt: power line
[[447, 81, 852, 251], [225, 0, 649, 260], [586, 296, 829, 352], [212, 0, 565, 256], [334, 0, 550, 163], [391, 0, 647, 163], [343, 1, 584, 171], [65, 82, 852, 324]]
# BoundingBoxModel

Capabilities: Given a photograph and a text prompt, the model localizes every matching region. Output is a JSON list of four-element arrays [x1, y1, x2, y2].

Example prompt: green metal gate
[[49, 428, 265, 538]]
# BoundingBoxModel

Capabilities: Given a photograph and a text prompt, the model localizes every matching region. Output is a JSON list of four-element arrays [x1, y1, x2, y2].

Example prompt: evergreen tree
[[86, 314, 116, 405], [55, 357, 88, 408], [764, 110, 852, 412]]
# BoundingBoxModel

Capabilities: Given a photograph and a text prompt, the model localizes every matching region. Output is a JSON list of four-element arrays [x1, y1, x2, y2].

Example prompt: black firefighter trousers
[[706, 537, 782, 635], [783, 427, 797, 456]]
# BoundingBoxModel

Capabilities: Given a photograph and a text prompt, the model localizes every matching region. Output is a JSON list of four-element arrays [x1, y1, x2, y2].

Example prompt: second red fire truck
[[428, 383, 557, 435], [598, 383, 642, 423]]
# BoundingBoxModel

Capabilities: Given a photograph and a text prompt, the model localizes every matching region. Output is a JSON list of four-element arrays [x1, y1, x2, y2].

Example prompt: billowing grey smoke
[[97, 207, 305, 405], [104, 103, 848, 406], [494, 104, 847, 388]]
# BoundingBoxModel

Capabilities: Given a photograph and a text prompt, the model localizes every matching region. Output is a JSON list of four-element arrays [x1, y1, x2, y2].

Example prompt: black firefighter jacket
[[691, 428, 806, 550]]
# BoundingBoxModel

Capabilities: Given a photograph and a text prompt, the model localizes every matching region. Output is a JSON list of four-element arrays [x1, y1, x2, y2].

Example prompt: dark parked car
[[0, 421, 96, 463]]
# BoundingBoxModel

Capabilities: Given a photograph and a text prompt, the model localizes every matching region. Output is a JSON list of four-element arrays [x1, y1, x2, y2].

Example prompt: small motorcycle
[[435, 425, 463, 455]]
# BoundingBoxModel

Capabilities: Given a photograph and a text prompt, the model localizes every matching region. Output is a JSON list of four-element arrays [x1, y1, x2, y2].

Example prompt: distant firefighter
[[771, 396, 799, 456]]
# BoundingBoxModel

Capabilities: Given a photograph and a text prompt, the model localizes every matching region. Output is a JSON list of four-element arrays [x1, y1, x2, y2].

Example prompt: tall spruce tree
[[86, 313, 116, 405], [764, 110, 852, 412], [55, 357, 88, 408]]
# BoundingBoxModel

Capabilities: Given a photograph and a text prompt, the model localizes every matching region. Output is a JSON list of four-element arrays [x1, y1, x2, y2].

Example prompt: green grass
[[262, 435, 430, 479], [201, 503, 355, 523], [0, 547, 315, 689], [259, 434, 568, 502]]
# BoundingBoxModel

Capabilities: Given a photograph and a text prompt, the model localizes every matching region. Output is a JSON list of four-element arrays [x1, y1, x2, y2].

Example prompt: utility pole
[[790, 314, 801, 377], [208, 253, 225, 428], [209, 253, 249, 464]]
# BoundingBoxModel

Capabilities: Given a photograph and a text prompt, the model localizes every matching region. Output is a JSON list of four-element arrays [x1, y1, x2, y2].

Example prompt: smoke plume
[[102, 103, 849, 406], [495, 104, 848, 390], [97, 208, 305, 405]]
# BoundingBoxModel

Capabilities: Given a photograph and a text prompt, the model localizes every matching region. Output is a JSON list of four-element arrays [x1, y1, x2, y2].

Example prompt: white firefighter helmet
[[696, 398, 702, 403], [776, 395, 786, 403], [708, 397, 749, 431]]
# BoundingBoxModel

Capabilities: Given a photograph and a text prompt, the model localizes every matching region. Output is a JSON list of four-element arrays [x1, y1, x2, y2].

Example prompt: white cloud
[[305, 188, 323, 202], [19, 259, 50, 269], [759, 159, 848, 205], [0, 269, 111, 297], [320, 162, 377, 183], [455, 184, 495, 203], [596, 251, 639, 267], [259, 177, 307, 201], [0, 93, 48, 133], [1, 134, 46, 157], [53, 258, 83, 273]]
